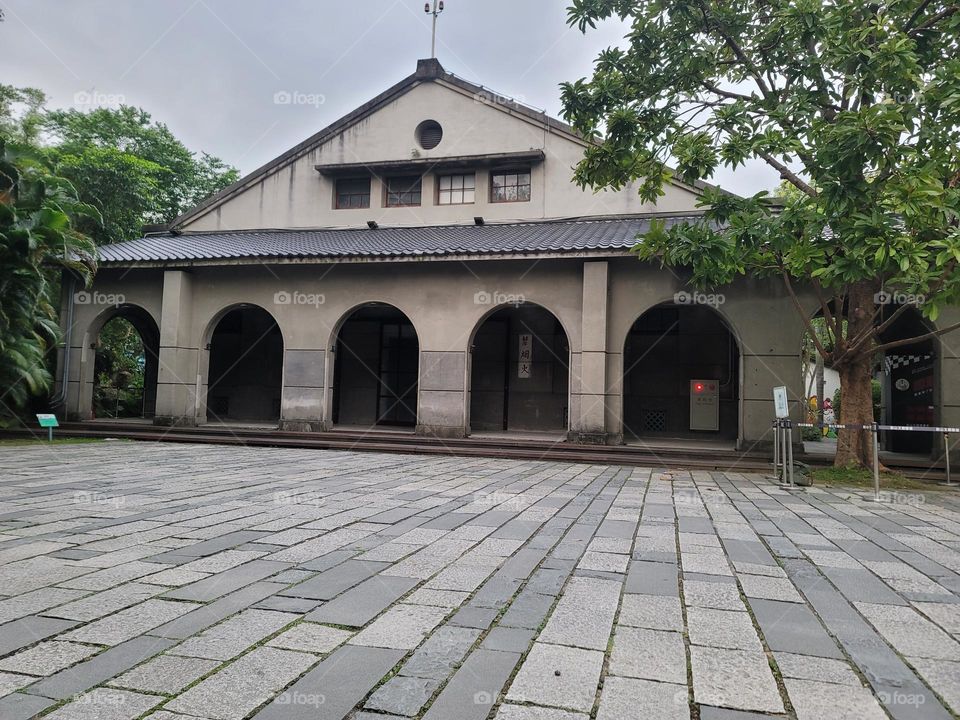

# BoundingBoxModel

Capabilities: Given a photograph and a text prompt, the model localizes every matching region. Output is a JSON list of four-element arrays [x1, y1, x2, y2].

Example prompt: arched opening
[[332, 303, 419, 428], [206, 305, 283, 424], [878, 305, 936, 455], [92, 307, 159, 420], [622, 303, 740, 443], [469, 303, 569, 435]]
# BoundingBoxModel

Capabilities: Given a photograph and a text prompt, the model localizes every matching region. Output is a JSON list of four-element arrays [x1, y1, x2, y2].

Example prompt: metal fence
[[773, 419, 956, 499]]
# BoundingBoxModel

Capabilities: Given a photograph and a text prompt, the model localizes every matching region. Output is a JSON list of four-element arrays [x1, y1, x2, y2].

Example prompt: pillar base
[[416, 424, 466, 439], [153, 415, 198, 428], [568, 431, 618, 445], [279, 419, 326, 432]]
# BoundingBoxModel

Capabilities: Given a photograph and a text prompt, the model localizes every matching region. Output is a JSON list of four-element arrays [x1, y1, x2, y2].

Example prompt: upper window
[[490, 169, 531, 203], [415, 120, 443, 150], [437, 173, 475, 205], [335, 177, 370, 209], [385, 176, 422, 207]]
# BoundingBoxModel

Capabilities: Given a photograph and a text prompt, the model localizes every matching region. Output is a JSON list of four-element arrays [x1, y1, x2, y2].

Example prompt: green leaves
[[0, 139, 98, 425], [563, 0, 960, 350]]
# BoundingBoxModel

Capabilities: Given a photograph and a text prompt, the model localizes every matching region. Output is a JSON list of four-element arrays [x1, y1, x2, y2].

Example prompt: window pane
[[491, 174, 504, 189], [463, 188, 475, 203], [439, 175, 451, 190], [463, 175, 475, 190]]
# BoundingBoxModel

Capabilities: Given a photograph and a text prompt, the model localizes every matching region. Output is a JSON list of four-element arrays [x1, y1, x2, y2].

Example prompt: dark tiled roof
[[97, 216, 699, 265]]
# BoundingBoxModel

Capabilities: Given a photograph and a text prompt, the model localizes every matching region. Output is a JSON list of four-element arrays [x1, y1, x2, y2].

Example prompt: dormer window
[[385, 176, 422, 207], [491, 169, 531, 203], [335, 177, 371, 209], [437, 173, 475, 205]]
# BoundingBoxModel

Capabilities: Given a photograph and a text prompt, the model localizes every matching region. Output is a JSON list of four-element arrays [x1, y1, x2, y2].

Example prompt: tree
[[0, 139, 97, 425], [44, 105, 239, 243], [562, 0, 960, 467]]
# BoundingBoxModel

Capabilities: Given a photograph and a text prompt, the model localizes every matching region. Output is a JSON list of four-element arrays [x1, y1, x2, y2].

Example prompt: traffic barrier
[[773, 420, 956, 497]]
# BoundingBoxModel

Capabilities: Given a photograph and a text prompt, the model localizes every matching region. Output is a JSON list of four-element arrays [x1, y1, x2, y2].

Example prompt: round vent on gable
[[415, 120, 443, 150]]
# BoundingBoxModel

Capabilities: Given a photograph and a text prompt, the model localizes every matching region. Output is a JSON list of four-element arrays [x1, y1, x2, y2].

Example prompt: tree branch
[[782, 271, 831, 360], [757, 151, 818, 198], [909, 6, 960, 35], [873, 319, 960, 353]]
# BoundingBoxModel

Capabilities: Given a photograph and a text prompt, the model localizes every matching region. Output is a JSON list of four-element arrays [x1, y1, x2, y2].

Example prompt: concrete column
[[940, 306, 960, 466], [280, 350, 326, 431], [572, 260, 610, 444], [417, 350, 467, 438], [154, 270, 199, 426]]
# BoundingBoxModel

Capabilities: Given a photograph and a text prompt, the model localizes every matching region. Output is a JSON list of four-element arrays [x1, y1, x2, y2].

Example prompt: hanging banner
[[518, 333, 532, 378]]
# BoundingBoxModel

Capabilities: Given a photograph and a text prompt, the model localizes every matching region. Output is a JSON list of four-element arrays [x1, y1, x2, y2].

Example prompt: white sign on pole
[[773, 386, 789, 418], [518, 333, 532, 378]]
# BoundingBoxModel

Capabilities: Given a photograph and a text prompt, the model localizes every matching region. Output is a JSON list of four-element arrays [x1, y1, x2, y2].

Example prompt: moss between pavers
[[807, 466, 933, 491]]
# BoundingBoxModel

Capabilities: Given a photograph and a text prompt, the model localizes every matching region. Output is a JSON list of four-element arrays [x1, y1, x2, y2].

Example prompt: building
[[56, 59, 960, 458]]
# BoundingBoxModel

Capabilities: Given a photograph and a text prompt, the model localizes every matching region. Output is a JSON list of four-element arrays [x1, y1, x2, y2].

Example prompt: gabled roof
[[171, 58, 587, 230], [97, 215, 704, 267]]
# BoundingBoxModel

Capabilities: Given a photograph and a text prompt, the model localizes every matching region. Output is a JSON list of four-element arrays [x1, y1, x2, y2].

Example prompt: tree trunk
[[816, 355, 825, 427], [834, 280, 877, 468], [835, 358, 875, 467]]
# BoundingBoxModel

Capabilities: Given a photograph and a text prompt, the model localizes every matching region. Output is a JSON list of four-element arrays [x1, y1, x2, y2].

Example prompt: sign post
[[772, 387, 794, 487], [36, 414, 59, 442]]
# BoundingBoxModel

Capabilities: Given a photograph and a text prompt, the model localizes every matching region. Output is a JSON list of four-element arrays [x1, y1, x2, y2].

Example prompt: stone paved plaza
[[1, 442, 960, 720]]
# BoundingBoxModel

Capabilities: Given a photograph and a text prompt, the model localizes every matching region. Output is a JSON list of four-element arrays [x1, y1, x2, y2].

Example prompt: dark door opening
[[333, 305, 419, 427], [469, 304, 569, 433], [880, 306, 935, 454], [623, 304, 739, 441], [93, 308, 159, 419], [207, 306, 283, 423]]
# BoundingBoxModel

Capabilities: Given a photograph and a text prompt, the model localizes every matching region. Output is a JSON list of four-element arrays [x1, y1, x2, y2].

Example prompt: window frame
[[334, 176, 371, 210], [436, 172, 476, 206], [489, 167, 532, 204], [384, 175, 423, 208]]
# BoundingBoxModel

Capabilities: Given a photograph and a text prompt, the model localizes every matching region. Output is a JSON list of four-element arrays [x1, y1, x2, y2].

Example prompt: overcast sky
[[2, 0, 778, 196]]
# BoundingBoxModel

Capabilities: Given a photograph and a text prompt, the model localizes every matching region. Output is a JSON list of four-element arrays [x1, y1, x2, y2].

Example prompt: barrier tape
[[790, 421, 960, 433]]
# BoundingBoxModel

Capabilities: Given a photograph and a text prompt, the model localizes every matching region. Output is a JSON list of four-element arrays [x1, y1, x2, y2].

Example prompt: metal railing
[[773, 419, 956, 499]]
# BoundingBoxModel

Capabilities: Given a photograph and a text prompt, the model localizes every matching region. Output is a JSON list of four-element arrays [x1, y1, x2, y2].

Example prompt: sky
[[2, 0, 779, 197]]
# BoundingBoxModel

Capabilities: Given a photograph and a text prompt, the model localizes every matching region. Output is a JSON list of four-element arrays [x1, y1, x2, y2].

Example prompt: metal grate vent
[[416, 120, 443, 150], [642, 409, 666, 432]]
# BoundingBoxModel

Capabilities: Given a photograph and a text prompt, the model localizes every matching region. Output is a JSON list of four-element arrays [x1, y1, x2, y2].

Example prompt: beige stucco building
[[56, 59, 960, 459]]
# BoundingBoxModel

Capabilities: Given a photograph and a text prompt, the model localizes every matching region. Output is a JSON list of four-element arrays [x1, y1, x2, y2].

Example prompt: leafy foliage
[[93, 317, 146, 418], [562, 0, 960, 465], [44, 105, 239, 244], [0, 139, 98, 426]]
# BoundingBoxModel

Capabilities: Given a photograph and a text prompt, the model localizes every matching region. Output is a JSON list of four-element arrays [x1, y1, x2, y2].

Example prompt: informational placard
[[773, 386, 789, 418], [518, 333, 532, 378], [36, 414, 59, 428]]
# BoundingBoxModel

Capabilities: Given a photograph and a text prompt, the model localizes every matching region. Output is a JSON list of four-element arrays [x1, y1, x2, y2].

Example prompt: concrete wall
[[62, 256, 839, 452], [180, 81, 703, 233]]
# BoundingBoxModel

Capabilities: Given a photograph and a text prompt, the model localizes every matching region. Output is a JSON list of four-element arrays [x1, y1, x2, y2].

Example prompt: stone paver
[[3, 443, 960, 719], [506, 642, 604, 713]]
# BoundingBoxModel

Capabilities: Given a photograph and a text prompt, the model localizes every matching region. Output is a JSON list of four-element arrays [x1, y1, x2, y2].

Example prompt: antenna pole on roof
[[424, 0, 444, 58]]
